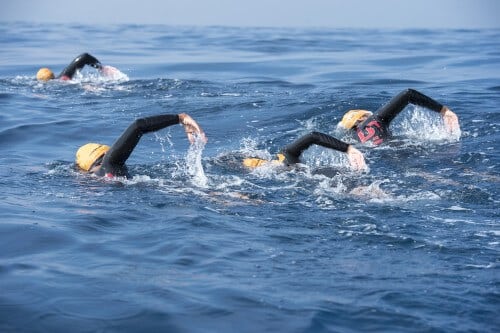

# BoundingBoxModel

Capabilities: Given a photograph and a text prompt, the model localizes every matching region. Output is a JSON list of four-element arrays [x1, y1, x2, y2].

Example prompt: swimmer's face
[[88, 155, 104, 173], [90, 164, 102, 173], [354, 114, 370, 127]]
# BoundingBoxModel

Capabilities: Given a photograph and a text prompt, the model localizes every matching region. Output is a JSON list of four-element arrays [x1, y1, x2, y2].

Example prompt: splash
[[239, 137, 270, 158], [73, 66, 129, 84], [394, 107, 461, 142], [154, 132, 174, 154], [349, 180, 392, 201], [300, 144, 368, 174], [185, 135, 208, 188], [100, 66, 129, 82]]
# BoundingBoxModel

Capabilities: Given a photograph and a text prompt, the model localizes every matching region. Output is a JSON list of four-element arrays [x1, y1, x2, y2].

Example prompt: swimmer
[[36, 53, 106, 81], [243, 131, 366, 171], [337, 88, 460, 145], [75, 113, 207, 179]]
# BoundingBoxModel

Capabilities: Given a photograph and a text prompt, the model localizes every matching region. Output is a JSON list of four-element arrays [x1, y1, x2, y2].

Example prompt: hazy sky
[[2, 0, 499, 29]]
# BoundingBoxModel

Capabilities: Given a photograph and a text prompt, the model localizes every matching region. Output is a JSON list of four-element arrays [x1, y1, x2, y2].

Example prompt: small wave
[[200, 92, 241, 97], [464, 262, 496, 269], [53, 297, 141, 320]]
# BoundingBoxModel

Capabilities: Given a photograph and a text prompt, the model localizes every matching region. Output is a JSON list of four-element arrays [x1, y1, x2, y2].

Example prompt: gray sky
[[2, 0, 499, 29]]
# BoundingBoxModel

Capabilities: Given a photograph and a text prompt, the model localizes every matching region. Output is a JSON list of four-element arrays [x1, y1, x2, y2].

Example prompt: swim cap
[[339, 109, 373, 130], [36, 68, 55, 81], [243, 153, 285, 169], [75, 143, 110, 171]]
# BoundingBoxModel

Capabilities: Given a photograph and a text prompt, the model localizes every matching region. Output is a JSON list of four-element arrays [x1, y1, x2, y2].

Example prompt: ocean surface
[[0, 22, 499, 332]]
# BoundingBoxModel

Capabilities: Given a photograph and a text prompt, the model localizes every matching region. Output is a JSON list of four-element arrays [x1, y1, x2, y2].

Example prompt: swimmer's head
[[76, 143, 110, 171], [338, 109, 373, 130], [36, 68, 55, 81], [243, 153, 286, 169]]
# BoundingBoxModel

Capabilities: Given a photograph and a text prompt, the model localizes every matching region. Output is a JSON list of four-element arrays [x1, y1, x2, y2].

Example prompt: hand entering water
[[440, 106, 461, 136], [179, 113, 207, 144], [100, 65, 119, 77], [347, 146, 367, 171]]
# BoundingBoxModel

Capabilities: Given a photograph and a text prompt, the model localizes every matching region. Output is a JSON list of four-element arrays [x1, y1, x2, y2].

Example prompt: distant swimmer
[[337, 88, 460, 145], [243, 131, 366, 172], [36, 53, 117, 81], [75, 113, 207, 179]]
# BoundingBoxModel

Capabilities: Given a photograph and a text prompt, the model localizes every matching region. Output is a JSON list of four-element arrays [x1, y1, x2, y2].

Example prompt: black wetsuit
[[355, 89, 444, 145], [282, 131, 349, 165], [58, 53, 102, 80], [95, 114, 180, 178]]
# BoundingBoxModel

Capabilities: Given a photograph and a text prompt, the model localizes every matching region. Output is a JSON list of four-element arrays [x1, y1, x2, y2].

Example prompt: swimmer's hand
[[100, 65, 119, 77], [347, 146, 367, 171], [440, 106, 460, 135], [179, 113, 207, 144]]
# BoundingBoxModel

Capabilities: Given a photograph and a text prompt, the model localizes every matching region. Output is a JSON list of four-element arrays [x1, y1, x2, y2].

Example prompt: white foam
[[447, 205, 472, 211], [186, 135, 208, 188], [79, 66, 129, 83], [464, 263, 496, 269]]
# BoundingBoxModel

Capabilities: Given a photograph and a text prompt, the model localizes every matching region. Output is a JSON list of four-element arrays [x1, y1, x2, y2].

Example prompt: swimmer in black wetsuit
[[243, 131, 366, 171], [337, 88, 460, 145], [75, 113, 207, 178], [36, 53, 103, 81]]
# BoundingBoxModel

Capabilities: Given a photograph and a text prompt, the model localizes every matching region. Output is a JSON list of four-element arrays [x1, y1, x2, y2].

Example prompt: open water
[[0, 22, 499, 332]]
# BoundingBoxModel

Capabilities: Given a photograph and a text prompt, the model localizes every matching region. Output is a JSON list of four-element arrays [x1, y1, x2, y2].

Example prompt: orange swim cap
[[243, 153, 286, 169], [36, 68, 55, 81], [75, 143, 110, 171], [339, 109, 373, 130]]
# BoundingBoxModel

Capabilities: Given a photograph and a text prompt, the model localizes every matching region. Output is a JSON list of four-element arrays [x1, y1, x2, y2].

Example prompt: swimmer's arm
[[102, 114, 205, 168], [283, 132, 366, 170], [134, 113, 206, 142], [58, 53, 102, 79], [102, 114, 180, 168], [376, 89, 444, 125], [282, 131, 349, 165], [376, 89, 459, 133]]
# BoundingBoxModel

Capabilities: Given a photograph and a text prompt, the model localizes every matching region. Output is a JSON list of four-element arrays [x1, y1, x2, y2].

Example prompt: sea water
[[0, 23, 499, 332]]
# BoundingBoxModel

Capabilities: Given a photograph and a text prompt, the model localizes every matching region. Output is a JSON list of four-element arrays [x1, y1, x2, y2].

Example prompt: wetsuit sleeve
[[101, 114, 180, 170], [58, 53, 102, 79], [375, 88, 444, 125], [282, 131, 350, 165]]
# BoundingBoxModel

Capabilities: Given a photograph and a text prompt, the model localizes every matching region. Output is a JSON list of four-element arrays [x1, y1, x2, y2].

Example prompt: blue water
[[1, 22, 499, 332]]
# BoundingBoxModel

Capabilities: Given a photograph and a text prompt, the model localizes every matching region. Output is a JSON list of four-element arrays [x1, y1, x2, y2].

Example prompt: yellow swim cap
[[243, 153, 286, 169], [339, 109, 373, 130], [36, 68, 55, 81], [75, 143, 110, 171]]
